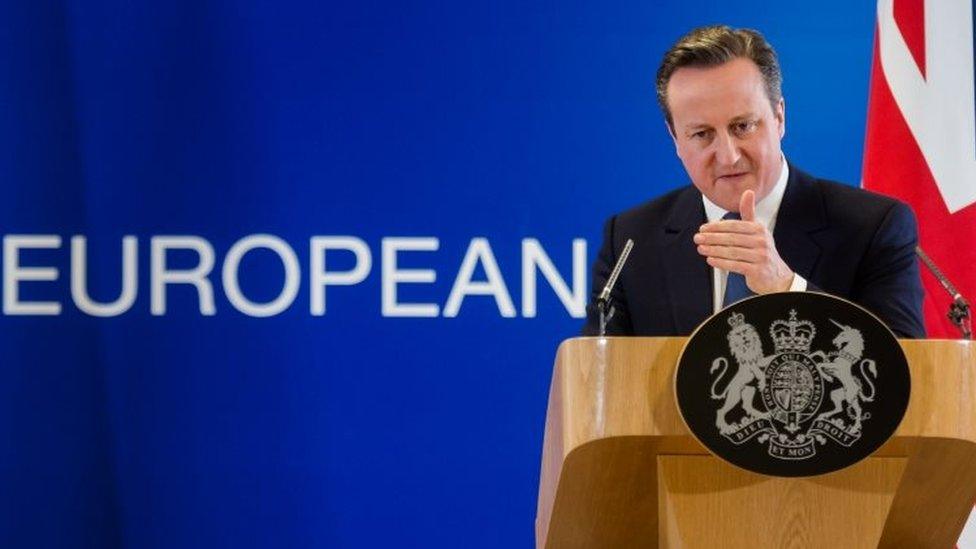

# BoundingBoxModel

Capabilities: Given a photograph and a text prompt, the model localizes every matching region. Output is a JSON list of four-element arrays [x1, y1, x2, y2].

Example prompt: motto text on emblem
[[710, 310, 878, 460]]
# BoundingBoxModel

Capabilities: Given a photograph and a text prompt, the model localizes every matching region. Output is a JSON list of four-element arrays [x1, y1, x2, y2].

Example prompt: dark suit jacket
[[583, 165, 926, 338]]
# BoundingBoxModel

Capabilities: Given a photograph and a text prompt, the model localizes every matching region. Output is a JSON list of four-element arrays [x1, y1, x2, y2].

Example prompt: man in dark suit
[[583, 25, 925, 338]]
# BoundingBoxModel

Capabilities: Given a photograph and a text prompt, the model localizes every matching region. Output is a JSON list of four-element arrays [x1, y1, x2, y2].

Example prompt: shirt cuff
[[789, 273, 807, 292]]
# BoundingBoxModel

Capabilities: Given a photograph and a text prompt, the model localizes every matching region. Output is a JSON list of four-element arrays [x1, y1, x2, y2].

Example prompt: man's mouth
[[716, 172, 749, 182]]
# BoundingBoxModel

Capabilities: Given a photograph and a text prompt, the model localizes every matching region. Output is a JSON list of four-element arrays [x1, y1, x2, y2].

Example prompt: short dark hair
[[656, 25, 782, 129]]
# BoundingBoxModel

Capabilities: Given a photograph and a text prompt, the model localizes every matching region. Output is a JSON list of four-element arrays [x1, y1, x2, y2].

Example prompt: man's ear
[[775, 97, 786, 139]]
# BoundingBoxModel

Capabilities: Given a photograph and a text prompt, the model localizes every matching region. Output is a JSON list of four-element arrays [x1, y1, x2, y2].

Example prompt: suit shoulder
[[809, 175, 914, 222], [809, 174, 903, 208]]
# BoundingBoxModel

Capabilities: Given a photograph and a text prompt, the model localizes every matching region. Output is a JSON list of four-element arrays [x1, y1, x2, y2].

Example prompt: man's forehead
[[667, 57, 767, 96], [666, 58, 773, 127]]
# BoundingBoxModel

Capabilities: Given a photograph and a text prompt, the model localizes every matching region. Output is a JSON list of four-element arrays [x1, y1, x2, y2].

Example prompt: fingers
[[739, 189, 756, 222], [698, 220, 761, 233], [696, 244, 764, 263], [693, 231, 764, 247], [694, 195, 795, 294], [704, 256, 752, 273]]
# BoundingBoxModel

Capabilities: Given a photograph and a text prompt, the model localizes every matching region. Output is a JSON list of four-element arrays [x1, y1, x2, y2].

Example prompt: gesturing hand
[[693, 189, 794, 294]]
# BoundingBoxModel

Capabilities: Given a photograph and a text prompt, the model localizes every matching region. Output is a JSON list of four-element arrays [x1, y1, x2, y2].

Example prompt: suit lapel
[[774, 165, 827, 280], [661, 187, 712, 334]]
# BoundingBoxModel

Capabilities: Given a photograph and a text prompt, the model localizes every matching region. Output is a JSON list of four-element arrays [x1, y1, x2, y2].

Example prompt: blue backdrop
[[1, 1, 876, 547]]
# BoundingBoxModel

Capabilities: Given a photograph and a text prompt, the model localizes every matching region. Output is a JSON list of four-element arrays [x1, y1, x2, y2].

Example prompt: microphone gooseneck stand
[[597, 239, 634, 337], [916, 246, 972, 340]]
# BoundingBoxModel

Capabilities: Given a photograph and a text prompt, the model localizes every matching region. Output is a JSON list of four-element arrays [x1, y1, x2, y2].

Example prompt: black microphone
[[597, 238, 634, 336], [915, 246, 971, 339]]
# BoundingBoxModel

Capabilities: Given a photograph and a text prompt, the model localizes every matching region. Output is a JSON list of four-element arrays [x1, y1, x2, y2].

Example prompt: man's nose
[[714, 132, 741, 166]]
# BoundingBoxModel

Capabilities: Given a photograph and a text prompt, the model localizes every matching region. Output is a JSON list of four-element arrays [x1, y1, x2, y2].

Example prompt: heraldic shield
[[675, 292, 911, 477]]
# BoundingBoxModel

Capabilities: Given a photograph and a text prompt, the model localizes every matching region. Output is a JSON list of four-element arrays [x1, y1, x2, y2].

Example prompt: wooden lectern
[[535, 337, 976, 548]]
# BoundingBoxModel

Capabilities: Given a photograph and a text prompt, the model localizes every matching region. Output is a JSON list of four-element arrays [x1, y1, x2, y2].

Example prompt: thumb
[[739, 189, 756, 221]]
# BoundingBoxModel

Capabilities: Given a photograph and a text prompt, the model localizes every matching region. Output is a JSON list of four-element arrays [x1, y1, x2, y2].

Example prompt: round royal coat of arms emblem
[[675, 292, 911, 477]]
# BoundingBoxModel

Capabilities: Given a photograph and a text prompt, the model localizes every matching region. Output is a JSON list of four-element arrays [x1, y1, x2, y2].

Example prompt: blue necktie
[[721, 212, 753, 308]]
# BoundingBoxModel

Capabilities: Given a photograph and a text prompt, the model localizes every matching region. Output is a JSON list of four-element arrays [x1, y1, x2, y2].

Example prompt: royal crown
[[727, 311, 745, 328], [769, 309, 815, 353]]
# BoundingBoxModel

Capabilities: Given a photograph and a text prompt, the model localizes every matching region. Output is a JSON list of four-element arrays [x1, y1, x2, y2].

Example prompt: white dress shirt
[[702, 158, 807, 313]]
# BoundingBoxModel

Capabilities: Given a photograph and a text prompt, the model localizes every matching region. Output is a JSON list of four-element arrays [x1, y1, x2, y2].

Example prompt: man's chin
[[708, 183, 755, 208]]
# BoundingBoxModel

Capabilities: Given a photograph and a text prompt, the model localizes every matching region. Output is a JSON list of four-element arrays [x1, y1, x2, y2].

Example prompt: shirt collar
[[702, 157, 789, 225]]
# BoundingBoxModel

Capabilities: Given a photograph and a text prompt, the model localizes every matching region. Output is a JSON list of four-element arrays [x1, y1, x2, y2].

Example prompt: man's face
[[666, 57, 785, 212]]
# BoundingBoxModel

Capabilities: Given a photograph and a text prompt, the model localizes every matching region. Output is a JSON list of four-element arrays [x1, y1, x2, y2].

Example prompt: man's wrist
[[788, 272, 807, 292]]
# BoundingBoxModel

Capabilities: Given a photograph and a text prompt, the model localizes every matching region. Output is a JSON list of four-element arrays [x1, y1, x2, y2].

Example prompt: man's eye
[[733, 121, 758, 135], [691, 130, 710, 140]]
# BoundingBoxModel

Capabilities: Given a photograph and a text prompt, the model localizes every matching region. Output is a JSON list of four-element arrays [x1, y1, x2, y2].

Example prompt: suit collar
[[661, 186, 711, 334], [777, 163, 828, 232], [664, 186, 707, 231], [773, 164, 827, 278]]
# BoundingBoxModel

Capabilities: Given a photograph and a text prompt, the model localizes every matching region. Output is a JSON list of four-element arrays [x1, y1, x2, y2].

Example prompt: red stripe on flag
[[894, 0, 926, 76], [862, 26, 976, 338]]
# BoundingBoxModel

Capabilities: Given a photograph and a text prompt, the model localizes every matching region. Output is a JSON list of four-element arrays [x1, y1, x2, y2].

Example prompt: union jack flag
[[862, 1, 976, 545]]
